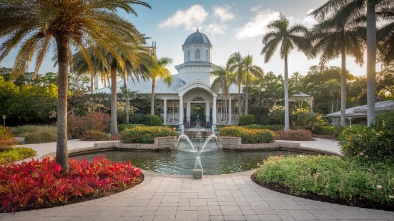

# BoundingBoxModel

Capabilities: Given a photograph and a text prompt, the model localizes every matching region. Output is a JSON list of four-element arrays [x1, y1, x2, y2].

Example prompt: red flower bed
[[0, 157, 143, 212]]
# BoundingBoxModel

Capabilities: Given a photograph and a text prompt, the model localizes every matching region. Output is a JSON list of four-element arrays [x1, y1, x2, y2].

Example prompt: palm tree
[[210, 65, 234, 124], [243, 55, 263, 115], [227, 52, 245, 118], [0, 0, 151, 172], [377, 5, 394, 63], [149, 57, 173, 115], [261, 14, 310, 131], [310, 5, 365, 126], [310, 0, 392, 125]]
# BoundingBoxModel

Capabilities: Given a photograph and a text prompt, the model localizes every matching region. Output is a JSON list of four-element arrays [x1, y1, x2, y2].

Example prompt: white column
[[179, 96, 184, 128], [213, 95, 217, 126], [186, 101, 191, 122], [228, 97, 232, 125], [164, 98, 167, 125], [205, 102, 210, 122]]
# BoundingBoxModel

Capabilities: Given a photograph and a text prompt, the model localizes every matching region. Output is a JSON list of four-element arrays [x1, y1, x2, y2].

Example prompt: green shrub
[[0, 147, 36, 164], [68, 112, 110, 139], [312, 125, 336, 135], [291, 108, 325, 131], [255, 155, 394, 205], [260, 125, 284, 131], [120, 126, 176, 143], [118, 124, 145, 132], [242, 124, 263, 129], [238, 114, 255, 126], [13, 125, 57, 144], [83, 130, 107, 141], [268, 105, 284, 125], [219, 126, 275, 143], [0, 126, 19, 150], [130, 114, 145, 124], [275, 129, 314, 141], [144, 114, 163, 126]]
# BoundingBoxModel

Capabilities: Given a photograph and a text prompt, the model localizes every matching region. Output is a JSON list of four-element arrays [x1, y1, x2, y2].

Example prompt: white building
[[94, 29, 240, 130]]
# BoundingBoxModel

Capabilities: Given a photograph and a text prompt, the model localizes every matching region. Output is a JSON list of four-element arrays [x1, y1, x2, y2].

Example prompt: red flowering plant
[[0, 156, 143, 212], [68, 112, 110, 139]]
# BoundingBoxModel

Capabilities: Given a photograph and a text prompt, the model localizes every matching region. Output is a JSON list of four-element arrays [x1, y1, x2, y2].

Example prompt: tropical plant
[[261, 14, 310, 131], [227, 52, 245, 118], [0, 0, 151, 172], [243, 55, 264, 115], [211, 65, 234, 124]]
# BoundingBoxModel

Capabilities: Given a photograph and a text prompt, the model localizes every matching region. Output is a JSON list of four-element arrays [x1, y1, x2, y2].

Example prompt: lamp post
[[2, 115, 5, 127]]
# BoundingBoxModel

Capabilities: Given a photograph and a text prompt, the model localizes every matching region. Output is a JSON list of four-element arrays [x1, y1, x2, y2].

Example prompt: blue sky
[[0, 0, 378, 77]]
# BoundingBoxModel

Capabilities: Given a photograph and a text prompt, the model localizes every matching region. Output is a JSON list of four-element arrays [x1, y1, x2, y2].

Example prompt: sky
[[0, 0, 382, 78]]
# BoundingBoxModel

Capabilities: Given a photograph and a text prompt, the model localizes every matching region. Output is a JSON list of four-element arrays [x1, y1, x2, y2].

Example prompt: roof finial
[[197, 26, 199, 32]]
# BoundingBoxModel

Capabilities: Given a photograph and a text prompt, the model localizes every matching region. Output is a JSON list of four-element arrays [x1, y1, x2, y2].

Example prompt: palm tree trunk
[[151, 78, 156, 115], [366, 3, 376, 126], [245, 73, 249, 115], [124, 76, 130, 124], [55, 36, 69, 173], [237, 83, 241, 119], [110, 61, 119, 136], [284, 55, 290, 131], [340, 45, 346, 126], [90, 72, 94, 94]]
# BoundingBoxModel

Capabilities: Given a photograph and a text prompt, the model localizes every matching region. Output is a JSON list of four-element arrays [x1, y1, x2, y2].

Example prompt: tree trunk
[[366, 3, 376, 126], [340, 45, 346, 126], [55, 36, 69, 173], [124, 76, 130, 124], [245, 72, 249, 115], [90, 72, 94, 94], [110, 61, 119, 136], [151, 78, 156, 115], [237, 82, 241, 119], [284, 55, 290, 131]]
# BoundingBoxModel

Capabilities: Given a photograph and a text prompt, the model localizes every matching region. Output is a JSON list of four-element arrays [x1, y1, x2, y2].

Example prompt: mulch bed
[[251, 174, 394, 211]]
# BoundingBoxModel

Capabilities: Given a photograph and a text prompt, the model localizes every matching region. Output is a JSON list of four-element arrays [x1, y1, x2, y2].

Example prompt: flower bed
[[120, 126, 176, 143], [0, 157, 143, 212], [253, 155, 394, 210], [219, 126, 275, 143], [275, 129, 313, 141], [0, 147, 36, 164]]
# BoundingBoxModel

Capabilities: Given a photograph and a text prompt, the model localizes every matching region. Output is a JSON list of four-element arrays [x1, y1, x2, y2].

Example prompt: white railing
[[166, 114, 179, 125]]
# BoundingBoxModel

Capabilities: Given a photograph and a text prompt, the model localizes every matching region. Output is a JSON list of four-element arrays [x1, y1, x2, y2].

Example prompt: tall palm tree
[[243, 55, 263, 115], [261, 14, 310, 131], [149, 57, 173, 115], [310, 0, 392, 125], [310, 4, 365, 126], [211, 65, 234, 124], [227, 52, 245, 118], [0, 0, 150, 172], [377, 5, 394, 63]]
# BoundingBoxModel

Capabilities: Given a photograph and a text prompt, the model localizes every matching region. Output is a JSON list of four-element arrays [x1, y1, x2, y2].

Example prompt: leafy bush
[[0, 147, 36, 164], [0, 126, 19, 151], [68, 112, 110, 139], [13, 125, 57, 144], [144, 114, 163, 126], [275, 129, 314, 141], [243, 124, 284, 131], [120, 126, 176, 143], [312, 125, 336, 135], [0, 157, 143, 212], [219, 126, 275, 143], [255, 155, 394, 205], [83, 130, 107, 141], [238, 114, 255, 126], [129, 114, 145, 124], [118, 124, 145, 132], [268, 105, 284, 125], [291, 108, 326, 131]]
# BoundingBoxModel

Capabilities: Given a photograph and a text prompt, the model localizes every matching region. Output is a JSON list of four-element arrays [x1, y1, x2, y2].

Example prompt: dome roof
[[183, 28, 212, 46]]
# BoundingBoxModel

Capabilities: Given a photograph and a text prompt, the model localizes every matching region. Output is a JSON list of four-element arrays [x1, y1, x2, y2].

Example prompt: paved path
[[2, 139, 393, 221]]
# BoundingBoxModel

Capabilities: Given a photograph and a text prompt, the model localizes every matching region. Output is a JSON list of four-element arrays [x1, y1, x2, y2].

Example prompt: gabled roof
[[325, 100, 394, 118]]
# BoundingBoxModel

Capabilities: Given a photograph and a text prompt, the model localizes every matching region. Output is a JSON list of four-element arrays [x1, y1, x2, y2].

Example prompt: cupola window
[[195, 49, 200, 60], [187, 49, 190, 62]]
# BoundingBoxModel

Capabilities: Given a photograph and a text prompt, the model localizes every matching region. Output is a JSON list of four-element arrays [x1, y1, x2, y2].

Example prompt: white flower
[[377, 185, 383, 189]]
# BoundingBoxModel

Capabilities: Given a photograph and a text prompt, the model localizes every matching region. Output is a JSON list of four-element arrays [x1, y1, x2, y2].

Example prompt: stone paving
[[1, 139, 393, 221]]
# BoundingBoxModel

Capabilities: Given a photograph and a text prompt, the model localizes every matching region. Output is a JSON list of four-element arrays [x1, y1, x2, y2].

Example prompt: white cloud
[[250, 6, 261, 12], [235, 10, 280, 39], [213, 6, 235, 22], [205, 23, 226, 35], [158, 5, 208, 31]]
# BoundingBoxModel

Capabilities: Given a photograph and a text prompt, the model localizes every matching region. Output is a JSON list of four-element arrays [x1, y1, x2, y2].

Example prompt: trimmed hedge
[[275, 129, 314, 141], [118, 124, 145, 132], [238, 114, 255, 126], [243, 124, 284, 131], [83, 130, 107, 141], [144, 114, 163, 126], [219, 126, 275, 143], [120, 126, 176, 143], [312, 126, 336, 135]]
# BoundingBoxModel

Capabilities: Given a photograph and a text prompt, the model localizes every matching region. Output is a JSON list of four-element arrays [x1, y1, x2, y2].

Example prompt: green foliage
[[291, 108, 325, 131], [13, 125, 57, 144], [238, 114, 255, 126], [0, 147, 36, 164], [219, 126, 276, 143], [255, 155, 394, 205], [144, 114, 163, 126], [120, 126, 176, 143], [275, 129, 314, 141], [83, 130, 107, 141], [312, 125, 336, 135], [338, 112, 394, 161], [268, 105, 284, 125], [0, 126, 19, 151], [129, 114, 145, 124], [68, 112, 110, 139], [118, 124, 145, 132], [242, 124, 284, 131]]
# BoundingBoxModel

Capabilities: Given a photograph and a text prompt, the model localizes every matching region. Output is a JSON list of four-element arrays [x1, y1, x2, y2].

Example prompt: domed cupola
[[182, 28, 212, 63]]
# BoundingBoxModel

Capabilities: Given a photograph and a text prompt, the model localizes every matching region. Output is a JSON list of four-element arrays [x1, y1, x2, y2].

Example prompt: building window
[[206, 50, 209, 61], [187, 49, 190, 62], [195, 49, 200, 60]]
